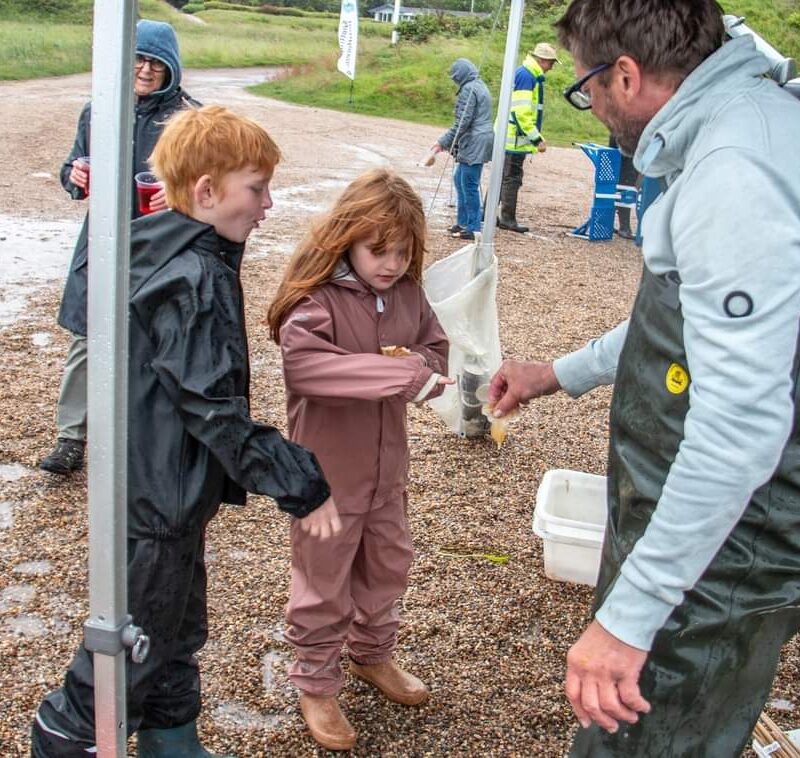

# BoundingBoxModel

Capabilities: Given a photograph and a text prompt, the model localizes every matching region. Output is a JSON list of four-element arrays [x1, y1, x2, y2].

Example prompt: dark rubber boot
[[40, 438, 85, 474], [137, 720, 235, 758], [617, 206, 635, 239], [497, 184, 529, 234]]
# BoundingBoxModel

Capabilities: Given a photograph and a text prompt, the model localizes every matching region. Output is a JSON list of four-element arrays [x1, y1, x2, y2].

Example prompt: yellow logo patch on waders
[[666, 363, 690, 394]]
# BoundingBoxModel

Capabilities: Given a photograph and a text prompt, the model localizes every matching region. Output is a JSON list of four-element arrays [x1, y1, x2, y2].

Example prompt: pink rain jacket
[[279, 271, 449, 513]]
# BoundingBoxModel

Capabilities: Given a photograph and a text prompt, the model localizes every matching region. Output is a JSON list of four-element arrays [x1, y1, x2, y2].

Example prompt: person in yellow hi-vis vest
[[497, 42, 560, 233]]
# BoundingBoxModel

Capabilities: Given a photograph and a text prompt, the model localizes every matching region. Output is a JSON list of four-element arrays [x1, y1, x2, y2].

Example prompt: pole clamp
[[84, 614, 151, 664]]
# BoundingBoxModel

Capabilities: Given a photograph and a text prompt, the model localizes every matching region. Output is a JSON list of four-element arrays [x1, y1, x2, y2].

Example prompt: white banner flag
[[337, 0, 358, 81]]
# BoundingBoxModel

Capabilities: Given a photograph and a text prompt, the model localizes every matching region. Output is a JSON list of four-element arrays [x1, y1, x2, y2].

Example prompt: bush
[[0, 0, 91, 19], [182, 1, 205, 11], [260, 4, 308, 16], [204, 1, 258, 9], [397, 12, 494, 43]]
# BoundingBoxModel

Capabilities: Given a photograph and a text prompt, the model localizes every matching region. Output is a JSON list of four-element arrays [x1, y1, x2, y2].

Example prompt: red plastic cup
[[75, 156, 91, 197], [134, 171, 164, 215]]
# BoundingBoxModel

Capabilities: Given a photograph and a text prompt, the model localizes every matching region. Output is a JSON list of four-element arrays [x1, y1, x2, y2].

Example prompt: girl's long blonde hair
[[267, 168, 427, 344]]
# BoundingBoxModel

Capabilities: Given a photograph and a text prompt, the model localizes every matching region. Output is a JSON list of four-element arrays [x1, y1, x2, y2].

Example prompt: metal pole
[[84, 1, 136, 754], [476, 0, 524, 275], [391, 0, 401, 45]]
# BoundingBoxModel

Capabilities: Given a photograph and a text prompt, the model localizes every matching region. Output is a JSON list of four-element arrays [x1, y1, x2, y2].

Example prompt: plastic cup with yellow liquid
[[475, 383, 518, 448]]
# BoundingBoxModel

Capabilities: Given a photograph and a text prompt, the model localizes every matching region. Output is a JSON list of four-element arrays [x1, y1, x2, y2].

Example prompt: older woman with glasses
[[39, 19, 200, 478]]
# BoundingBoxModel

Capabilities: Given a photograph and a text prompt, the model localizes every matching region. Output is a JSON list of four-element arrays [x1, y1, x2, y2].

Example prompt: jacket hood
[[634, 36, 771, 177], [331, 258, 372, 294], [136, 19, 181, 97], [450, 58, 479, 87], [130, 211, 236, 294]]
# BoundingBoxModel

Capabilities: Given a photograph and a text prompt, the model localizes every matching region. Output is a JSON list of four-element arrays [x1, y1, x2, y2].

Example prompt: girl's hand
[[298, 496, 341, 540], [437, 375, 456, 385]]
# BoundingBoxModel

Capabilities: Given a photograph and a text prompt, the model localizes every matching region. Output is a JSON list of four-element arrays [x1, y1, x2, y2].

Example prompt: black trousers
[[501, 152, 527, 194], [32, 529, 211, 757]]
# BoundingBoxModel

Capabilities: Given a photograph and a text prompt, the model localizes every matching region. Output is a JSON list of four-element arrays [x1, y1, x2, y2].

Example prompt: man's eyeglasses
[[563, 63, 611, 110], [135, 55, 166, 73]]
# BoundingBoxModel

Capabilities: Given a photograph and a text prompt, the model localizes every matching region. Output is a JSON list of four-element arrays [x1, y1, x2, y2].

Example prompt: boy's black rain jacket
[[127, 211, 331, 539]]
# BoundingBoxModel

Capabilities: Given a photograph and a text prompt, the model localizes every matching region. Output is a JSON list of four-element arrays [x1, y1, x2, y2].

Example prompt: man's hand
[[298, 496, 341, 540], [488, 359, 560, 417], [565, 620, 651, 733], [537, 139, 547, 153]]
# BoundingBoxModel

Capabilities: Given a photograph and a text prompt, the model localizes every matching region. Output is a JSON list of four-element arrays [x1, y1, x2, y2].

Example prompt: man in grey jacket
[[432, 58, 494, 241], [489, 0, 800, 754]]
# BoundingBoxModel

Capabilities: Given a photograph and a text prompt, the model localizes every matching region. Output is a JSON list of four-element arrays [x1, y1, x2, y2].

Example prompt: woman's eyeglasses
[[563, 63, 611, 110], [135, 55, 166, 73]]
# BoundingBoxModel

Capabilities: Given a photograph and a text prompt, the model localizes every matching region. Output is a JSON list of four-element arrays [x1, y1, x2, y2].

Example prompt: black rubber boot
[[137, 720, 235, 758], [40, 438, 85, 475], [497, 185, 529, 234], [617, 207, 635, 239]]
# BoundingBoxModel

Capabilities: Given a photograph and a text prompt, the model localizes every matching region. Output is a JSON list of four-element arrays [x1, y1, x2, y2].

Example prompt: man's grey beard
[[602, 90, 650, 157]]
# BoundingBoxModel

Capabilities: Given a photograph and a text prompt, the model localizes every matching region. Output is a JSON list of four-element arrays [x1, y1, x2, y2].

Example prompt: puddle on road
[[262, 649, 290, 692], [0, 214, 80, 327], [0, 583, 36, 611], [0, 501, 14, 529], [212, 702, 284, 731], [32, 331, 53, 347], [270, 178, 350, 215], [14, 560, 52, 576], [0, 463, 33, 482], [3, 614, 49, 638]]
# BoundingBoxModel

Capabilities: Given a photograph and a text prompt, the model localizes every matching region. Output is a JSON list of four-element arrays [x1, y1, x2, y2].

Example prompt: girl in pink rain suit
[[267, 168, 451, 751]]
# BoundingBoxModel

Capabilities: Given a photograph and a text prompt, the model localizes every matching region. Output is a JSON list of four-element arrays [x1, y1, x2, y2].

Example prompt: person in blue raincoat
[[432, 58, 494, 241]]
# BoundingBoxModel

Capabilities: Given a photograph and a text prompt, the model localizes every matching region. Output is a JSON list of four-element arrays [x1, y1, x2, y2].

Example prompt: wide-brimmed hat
[[532, 42, 561, 63]]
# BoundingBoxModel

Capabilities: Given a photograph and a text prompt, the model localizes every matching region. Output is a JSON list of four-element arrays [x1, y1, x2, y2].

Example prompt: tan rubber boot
[[298, 694, 356, 751], [350, 659, 430, 706]]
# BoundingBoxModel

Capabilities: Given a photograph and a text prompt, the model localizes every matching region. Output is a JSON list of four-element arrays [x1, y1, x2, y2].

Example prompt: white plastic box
[[532, 469, 607, 586]]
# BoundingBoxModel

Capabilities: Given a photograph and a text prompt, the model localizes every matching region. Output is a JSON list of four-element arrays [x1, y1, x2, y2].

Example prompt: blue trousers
[[454, 162, 484, 233]]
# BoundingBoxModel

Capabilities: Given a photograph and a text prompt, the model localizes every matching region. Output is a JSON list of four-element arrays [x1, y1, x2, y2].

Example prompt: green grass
[[256, 6, 609, 146], [257, 0, 800, 144], [0, 1, 360, 78], [1, 0, 798, 145]]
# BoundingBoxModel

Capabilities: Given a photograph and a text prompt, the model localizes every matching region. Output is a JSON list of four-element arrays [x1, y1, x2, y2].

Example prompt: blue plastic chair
[[570, 143, 638, 241]]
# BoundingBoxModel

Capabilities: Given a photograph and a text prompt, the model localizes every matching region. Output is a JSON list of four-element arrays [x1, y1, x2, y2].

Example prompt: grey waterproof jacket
[[128, 211, 330, 539], [437, 58, 494, 165], [57, 18, 199, 336]]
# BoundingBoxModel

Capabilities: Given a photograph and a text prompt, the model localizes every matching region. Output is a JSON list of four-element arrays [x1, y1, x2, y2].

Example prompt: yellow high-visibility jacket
[[498, 54, 546, 154]]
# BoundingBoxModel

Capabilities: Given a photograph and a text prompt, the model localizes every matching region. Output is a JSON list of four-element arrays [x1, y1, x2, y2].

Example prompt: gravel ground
[[0, 69, 797, 756]]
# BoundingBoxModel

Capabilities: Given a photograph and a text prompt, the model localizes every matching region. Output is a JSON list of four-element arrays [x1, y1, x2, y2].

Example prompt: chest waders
[[570, 267, 800, 758]]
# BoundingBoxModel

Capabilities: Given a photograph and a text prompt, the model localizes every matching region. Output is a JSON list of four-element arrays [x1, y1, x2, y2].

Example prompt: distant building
[[368, 4, 490, 22]]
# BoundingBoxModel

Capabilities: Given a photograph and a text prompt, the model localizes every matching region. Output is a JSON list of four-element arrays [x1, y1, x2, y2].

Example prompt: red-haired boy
[[32, 106, 341, 758]]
